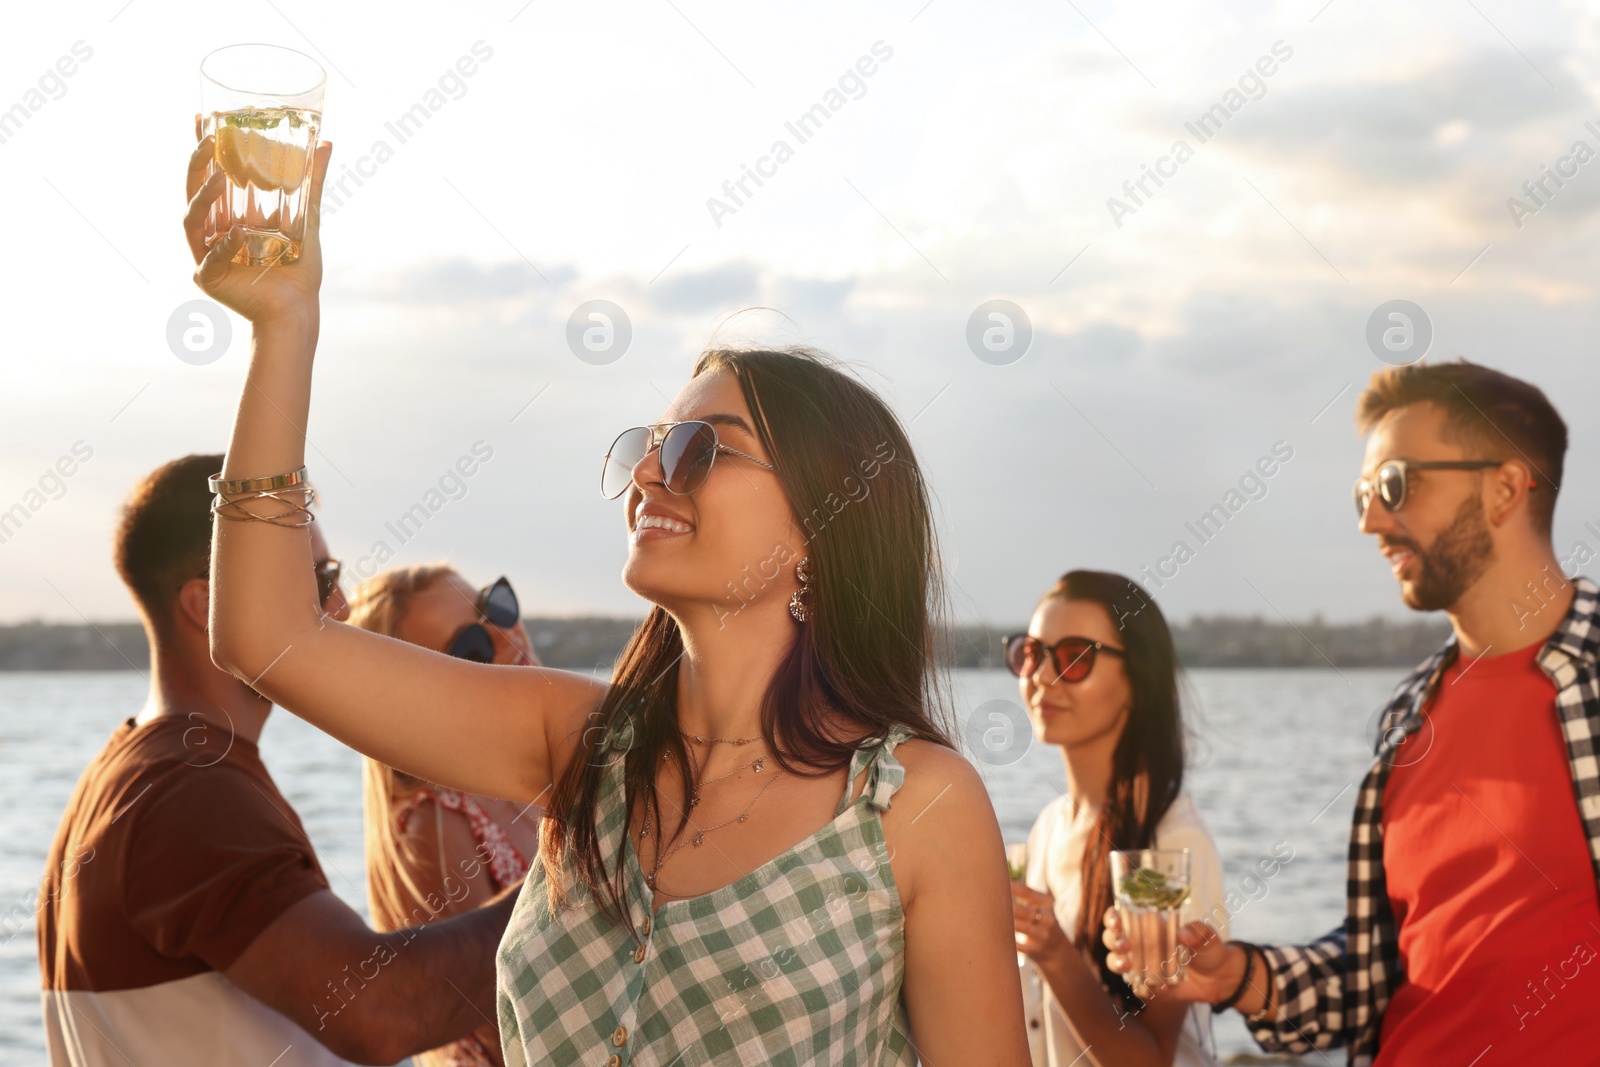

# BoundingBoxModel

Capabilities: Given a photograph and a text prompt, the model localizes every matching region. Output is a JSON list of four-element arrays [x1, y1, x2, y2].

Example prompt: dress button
[[605, 1056, 621, 1067], [612, 1024, 628, 1046], [1029, 1018, 1040, 1029], [633, 942, 647, 963], [641, 916, 651, 936]]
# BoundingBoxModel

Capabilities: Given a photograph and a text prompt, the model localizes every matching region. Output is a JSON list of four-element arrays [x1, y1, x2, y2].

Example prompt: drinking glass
[[1007, 841, 1031, 968], [1005, 842, 1029, 883], [1111, 848, 1191, 996], [200, 44, 325, 266]]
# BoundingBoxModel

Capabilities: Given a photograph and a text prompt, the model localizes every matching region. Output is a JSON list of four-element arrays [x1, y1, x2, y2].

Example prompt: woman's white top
[[1019, 790, 1227, 1067]]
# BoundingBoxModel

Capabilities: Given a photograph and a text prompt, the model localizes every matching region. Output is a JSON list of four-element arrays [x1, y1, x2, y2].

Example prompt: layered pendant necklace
[[639, 729, 780, 892]]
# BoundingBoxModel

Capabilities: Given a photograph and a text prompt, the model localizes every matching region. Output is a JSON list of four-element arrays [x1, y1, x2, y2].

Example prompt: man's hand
[[183, 113, 332, 326], [1101, 908, 1249, 1005]]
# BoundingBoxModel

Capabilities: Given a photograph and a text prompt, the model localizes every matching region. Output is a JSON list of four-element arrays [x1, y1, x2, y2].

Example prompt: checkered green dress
[[496, 724, 918, 1067]]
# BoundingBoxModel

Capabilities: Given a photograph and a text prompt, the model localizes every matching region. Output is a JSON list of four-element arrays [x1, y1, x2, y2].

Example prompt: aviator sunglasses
[[1002, 633, 1126, 684], [447, 576, 521, 663], [601, 420, 774, 500], [1352, 459, 1506, 518]]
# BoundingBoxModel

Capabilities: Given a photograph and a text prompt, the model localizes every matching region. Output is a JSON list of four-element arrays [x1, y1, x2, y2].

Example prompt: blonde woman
[[349, 565, 544, 1067]]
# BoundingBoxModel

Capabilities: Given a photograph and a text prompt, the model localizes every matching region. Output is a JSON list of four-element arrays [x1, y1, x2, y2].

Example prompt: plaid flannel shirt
[[1245, 575, 1600, 1066]]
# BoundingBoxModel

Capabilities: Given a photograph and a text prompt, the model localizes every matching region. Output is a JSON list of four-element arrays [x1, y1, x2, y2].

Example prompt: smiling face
[[393, 572, 535, 666], [618, 368, 803, 616], [1357, 402, 1497, 612], [1019, 596, 1132, 751]]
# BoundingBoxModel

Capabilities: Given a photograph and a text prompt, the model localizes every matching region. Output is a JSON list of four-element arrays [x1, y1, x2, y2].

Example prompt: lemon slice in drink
[[214, 117, 309, 193]]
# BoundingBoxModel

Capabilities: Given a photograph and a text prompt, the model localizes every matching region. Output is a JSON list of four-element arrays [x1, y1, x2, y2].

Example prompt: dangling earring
[[789, 556, 812, 623]]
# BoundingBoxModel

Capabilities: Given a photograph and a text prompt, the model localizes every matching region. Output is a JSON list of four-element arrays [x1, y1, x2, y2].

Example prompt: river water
[[1, 667, 1399, 1064]]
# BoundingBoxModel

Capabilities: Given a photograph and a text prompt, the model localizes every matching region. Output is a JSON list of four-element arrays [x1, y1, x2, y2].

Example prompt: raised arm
[[183, 128, 602, 804]]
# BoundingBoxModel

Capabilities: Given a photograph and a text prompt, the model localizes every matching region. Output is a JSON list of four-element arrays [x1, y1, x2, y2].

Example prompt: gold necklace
[[663, 747, 769, 808], [639, 751, 782, 892], [679, 728, 762, 746]]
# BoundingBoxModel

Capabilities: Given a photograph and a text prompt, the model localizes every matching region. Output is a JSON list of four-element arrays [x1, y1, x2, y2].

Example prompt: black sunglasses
[[315, 558, 341, 607], [1002, 633, 1126, 683], [447, 576, 520, 663], [601, 420, 775, 500], [1353, 459, 1504, 517]]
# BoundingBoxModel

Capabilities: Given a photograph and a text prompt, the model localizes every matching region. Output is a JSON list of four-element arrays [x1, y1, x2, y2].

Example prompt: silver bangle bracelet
[[208, 466, 309, 495]]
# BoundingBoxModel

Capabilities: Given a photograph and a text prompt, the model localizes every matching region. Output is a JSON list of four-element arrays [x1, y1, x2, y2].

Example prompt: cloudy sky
[[3, 0, 1597, 627]]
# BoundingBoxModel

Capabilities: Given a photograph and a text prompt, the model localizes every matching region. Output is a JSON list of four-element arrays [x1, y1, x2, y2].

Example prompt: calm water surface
[[1, 668, 1399, 1065]]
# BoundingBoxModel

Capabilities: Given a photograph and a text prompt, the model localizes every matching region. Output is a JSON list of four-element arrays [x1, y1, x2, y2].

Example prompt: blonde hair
[[350, 562, 463, 932]]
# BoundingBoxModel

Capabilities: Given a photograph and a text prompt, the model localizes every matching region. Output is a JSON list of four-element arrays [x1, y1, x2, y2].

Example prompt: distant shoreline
[[0, 615, 1452, 671]]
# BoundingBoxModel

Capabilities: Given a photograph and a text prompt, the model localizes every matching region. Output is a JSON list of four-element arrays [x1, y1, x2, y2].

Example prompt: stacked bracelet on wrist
[[1212, 940, 1258, 1014], [208, 466, 309, 494], [209, 466, 317, 527]]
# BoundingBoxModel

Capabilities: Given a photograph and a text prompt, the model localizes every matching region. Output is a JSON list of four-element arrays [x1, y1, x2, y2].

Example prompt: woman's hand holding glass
[[183, 114, 332, 327]]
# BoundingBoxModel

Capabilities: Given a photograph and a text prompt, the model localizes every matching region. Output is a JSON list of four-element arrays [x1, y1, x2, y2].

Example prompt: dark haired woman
[[1007, 572, 1225, 1067], [185, 140, 1030, 1065]]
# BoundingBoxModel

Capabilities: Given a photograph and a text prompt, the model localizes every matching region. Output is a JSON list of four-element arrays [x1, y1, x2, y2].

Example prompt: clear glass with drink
[[1007, 841, 1031, 969], [200, 44, 325, 266], [1006, 841, 1029, 883], [1111, 848, 1191, 997]]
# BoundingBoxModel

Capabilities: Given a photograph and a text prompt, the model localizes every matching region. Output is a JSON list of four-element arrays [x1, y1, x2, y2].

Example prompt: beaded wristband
[[1212, 940, 1258, 1013]]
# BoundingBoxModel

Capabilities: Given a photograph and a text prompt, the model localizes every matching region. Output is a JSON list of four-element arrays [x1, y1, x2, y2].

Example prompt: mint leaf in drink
[[220, 108, 285, 131], [1117, 867, 1190, 909]]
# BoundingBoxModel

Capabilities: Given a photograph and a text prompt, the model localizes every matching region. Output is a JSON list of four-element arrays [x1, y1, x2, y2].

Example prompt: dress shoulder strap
[[834, 724, 916, 817]]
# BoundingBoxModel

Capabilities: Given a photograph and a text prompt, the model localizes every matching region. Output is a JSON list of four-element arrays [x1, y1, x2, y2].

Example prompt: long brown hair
[[539, 346, 955, 932], [348, 562, 463, 931], [1045, 571, 1186, 994]]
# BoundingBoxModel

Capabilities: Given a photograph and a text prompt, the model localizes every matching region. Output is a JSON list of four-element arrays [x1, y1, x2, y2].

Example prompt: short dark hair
[[113, 453, 221, 637], [1356, 360, 1566, 536]]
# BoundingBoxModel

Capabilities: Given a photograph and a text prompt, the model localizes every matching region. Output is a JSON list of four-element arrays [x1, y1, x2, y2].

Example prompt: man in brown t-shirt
[[39, 454, 520, 1066]]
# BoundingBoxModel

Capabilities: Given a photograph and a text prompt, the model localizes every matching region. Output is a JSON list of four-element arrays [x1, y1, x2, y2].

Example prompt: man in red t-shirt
[[1106, 360, 1600, 1065], [38, 454, 521, 1066]]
